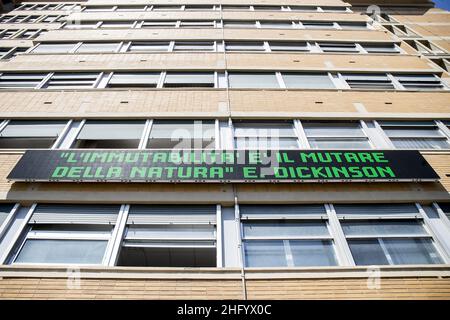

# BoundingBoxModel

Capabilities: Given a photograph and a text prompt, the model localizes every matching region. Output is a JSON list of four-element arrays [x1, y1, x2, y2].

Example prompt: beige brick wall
[[0, 91, 449, 118], [0, 276, 449, 299], [246, 278, 450, 299], [0, 53, 436, 72], [36, 29, 395, 42], [0, 278, 244, 299], [423, 153, 450, 192]]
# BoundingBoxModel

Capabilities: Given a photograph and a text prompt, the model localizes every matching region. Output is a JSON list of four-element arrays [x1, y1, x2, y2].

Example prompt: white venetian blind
[[240, 205, 327, 220], [29, 204, 121, 224], [77, 121, 145, 140], [0, 121, 67, 138], [127, 205, 217, 225]]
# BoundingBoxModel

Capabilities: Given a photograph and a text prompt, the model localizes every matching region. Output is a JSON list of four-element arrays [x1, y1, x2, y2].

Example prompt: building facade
[[0, 0, 449, 299]]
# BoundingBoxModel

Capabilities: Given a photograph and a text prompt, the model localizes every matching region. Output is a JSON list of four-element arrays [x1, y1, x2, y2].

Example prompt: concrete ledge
[[0, 264, 449, 280]]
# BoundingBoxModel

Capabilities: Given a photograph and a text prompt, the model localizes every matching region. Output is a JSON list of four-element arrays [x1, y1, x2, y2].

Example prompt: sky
[[433, 0, 450, 11]]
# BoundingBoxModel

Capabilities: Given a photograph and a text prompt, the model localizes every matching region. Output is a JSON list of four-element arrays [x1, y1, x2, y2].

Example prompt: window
[[0, 120, 67, 149], [147, 120, 215, 149], [11, 204, 120, 265], [42, 73, 100, 89], [128, 41, 170, 52], [322, 6, 349, 12], [302, 21, 335, 29], [437, 203, 450, 221], [142, 21, 177, 28], [0, 204, 15, 229], [233, 121, 299, 149], [393, 74, 445, 90], [225, 42, 265, 52], [269, 42, 308, 52], [319, 42, 359, 53], [41, 15, 60, 23], [223, 21, 256, 28], [241, 205, 337, 267], [259, 21, 294, 29], [173, 41, 215, 51], [163, 72, 215, 88], [302, 121, 371, 149], [281, 73, 335, 89], [75, 43, 120, 53], [361, 43, 400, 53], [341, 73, 395, 89], [185, 5, 215, 11], [100, 21, 135, 29], [0, 73, 46, 89], [338, 22, 368, 30], [222, 5, 251, 11], [15, 30, 40, 40], [116, 6, 146, 12], [64, 21, 98, 29], [228, 72, 279, 88], [32, 43, 77, 54], [117, 205, 217, 267], [179, 21, 215, 28], [73, 120, 145, 149], [0, 30, 19, 39], [334, 204, 443, 265], [378, 121, 450, 149], [289, 6, 318, 12], [152, 5, 182, 11], [107, 72, 160, 88], [253, 6, 282, 11], [84, 6, 115, 12]]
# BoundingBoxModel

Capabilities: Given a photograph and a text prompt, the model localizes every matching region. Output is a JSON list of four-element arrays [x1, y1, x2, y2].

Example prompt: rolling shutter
[[334, 204, 420, 219], [127, 205, 216, 225], [29, 204, 121, 225], [240, 205, 327, 220]]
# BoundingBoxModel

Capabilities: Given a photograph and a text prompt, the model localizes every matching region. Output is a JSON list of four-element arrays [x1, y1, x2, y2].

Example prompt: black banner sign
[[7, 149, 439, 183]]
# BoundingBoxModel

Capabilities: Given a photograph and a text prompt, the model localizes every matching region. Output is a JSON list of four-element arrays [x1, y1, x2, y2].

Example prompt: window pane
[[173, 41, 214, 51], [77, 121, 145, 140], [128, 42, 169, 52], [0, 204, 14, 227], [339, 22, 367, 30], [0, 120, 66, 138], [148, 120, 215, 149], [244, 240, 337, 267], [319, 42, 358, 53], [45, 73, 99, 89], [390, 138, 450, 149], [244, 240, 287, 267], [235, 137, 299, 149], [164, 72, 215, 88], [243, 221, 329, 238], [383, 127, 443, 138], [223, 21, 256, 28], [225, 42, 265, 51], [348, 239, 389, 265], [362, 43, 399, 53], [15, 239, 107, 264], [108, 72, 160, 87], [341, 220, 428, 237], [282, 73, 335, 89], [228, 73, 279, 88], [76, 43, 119, 53], [269, 42, 308, 52], [384, 238, 443, 264], [0, 73, 47, 88], [308, 139, 371, 149], [290, 240, 337, 266], [303, 21, 334, 29], [234, 122, 297, 137], [259, 21, 293, 29], [32, 43, 76, 53], [303, 122, 365, 137]]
